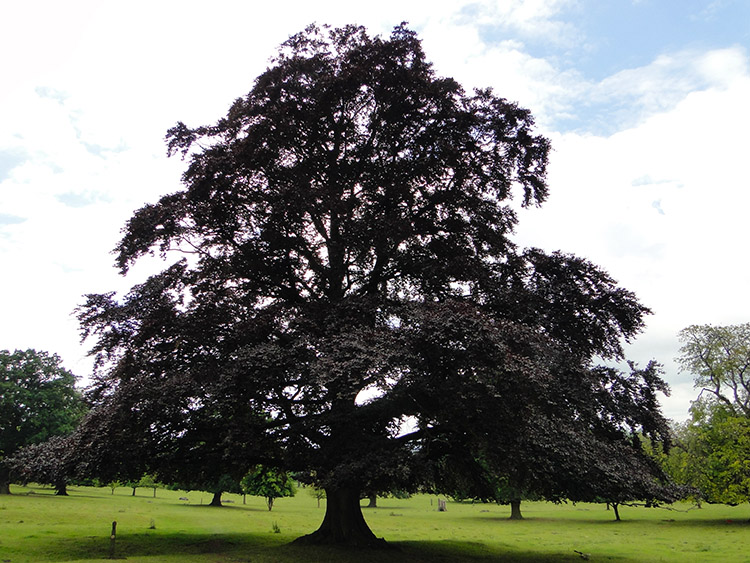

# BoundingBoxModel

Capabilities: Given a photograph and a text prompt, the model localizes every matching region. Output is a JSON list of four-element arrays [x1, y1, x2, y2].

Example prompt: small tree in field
[[138, 474, 160, 498], [241, 466, 296, 511], [309, 486, 326, 509], [73, 24, 674, 545]]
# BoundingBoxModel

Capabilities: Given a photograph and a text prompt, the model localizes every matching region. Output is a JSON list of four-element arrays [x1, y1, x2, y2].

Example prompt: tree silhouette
[[74, 24, 673, 545]]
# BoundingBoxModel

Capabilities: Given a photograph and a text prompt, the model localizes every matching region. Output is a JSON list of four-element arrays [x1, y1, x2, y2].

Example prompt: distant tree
[[664, 405, 750, 506], [365, 492, 377, 508], [689, 412, 750, 505], [162, 474, 242, 506], [309, 485, 326, 508], [440, 457, 532, 519], [541, 362, 680, 519], [1, 349, 86, 494], [361, 488, 410, 509], [668, 323, 750, 505], [120, 474, 162, 497], [69, 358, 259, 506], [5, 435, 75, 495], [433, 361, 679, 521], [677, 323, 750, 417], [198, 474, 242, 507], [241, 465, 296, 511], [72, 23, 672, 545], [138, 474, 160, 498]]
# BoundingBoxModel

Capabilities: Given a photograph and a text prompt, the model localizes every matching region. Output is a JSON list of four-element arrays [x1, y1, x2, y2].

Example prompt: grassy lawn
[[1, 484, 749, 562]]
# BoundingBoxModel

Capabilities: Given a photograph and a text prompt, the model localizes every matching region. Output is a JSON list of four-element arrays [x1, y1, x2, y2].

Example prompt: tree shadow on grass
[[466, 515, 623, 525], [30, 531, 282, 561], [362, 505, 419, 512], [469, 514, 750, 529], [650, 516, 750, 528], [35, 532, 630, 562], [177, 502, 267, 512], [390, 540, 630, 562]]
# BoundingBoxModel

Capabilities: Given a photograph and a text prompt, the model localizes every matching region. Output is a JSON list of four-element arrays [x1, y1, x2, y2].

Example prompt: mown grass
[[1, 484, 749, 562]]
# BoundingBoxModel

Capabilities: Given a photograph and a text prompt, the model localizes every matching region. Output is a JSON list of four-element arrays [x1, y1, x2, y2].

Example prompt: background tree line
[[7, 323, 750, 523]]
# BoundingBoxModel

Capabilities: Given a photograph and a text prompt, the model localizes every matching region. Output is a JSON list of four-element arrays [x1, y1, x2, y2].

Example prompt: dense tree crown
[[75, 24, 674, 545], [241, 465, 296, 511], [0, 349, 86, 495], [665, 323, 750, 505], [677, 323, 750, 417], [5, 435, 75, 496]]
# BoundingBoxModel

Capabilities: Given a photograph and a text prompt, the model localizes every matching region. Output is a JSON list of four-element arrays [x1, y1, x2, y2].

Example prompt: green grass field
[[1, 484, 748, 562]]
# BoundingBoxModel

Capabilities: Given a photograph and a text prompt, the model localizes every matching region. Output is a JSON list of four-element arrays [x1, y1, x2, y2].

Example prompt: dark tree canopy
[[5, 435, 75, 496], [74, 24, 673, 545], [1, 349, 86, 495]]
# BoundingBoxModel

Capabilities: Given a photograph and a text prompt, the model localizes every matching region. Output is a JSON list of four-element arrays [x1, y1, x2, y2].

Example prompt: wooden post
[[109, 521, 117, 559]]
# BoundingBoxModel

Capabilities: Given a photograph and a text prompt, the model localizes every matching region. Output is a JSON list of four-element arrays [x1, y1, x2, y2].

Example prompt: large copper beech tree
[[75, 24, 675, 545]]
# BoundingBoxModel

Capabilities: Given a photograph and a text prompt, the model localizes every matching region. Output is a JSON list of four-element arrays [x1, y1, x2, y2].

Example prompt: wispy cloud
[[458, 0, 582, 46], [0, 213, 26, 226]]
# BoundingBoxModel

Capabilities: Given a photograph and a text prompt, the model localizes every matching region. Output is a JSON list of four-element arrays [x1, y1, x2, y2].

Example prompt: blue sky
[[479, 1, 750, 79], [1, 0, 749, 420], [467, 1, 750, 133], [552, 1, 748, 76]]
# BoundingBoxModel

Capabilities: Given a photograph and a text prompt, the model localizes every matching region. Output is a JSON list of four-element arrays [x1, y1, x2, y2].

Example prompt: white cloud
[[589, 46, 750, 130], [455, 0, 581, 45], [419, 22, 587, 133], [513, 49, 750, 419]]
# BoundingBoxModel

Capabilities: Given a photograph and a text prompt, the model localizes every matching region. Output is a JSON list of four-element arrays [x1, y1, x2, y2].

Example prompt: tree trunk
[[55, 482, 69, 496], [131, 487, 136, 496], [366, 493, 377, 508], [209, 491, 223, 507], [267, 497, 274, 511], [612, 502, 621, 521], [0, 467, 11, 495], [509, 499, 523, 520], [293, 487, 386, 547]]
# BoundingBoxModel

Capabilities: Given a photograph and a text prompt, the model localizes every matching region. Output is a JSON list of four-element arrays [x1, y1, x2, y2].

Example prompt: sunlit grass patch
[[2, 485, 750, 562]]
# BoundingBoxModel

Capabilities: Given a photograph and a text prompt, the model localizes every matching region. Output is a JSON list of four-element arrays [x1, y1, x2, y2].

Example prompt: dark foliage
[[73, 24, 674, 544], [5, 435, 75, 495]]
